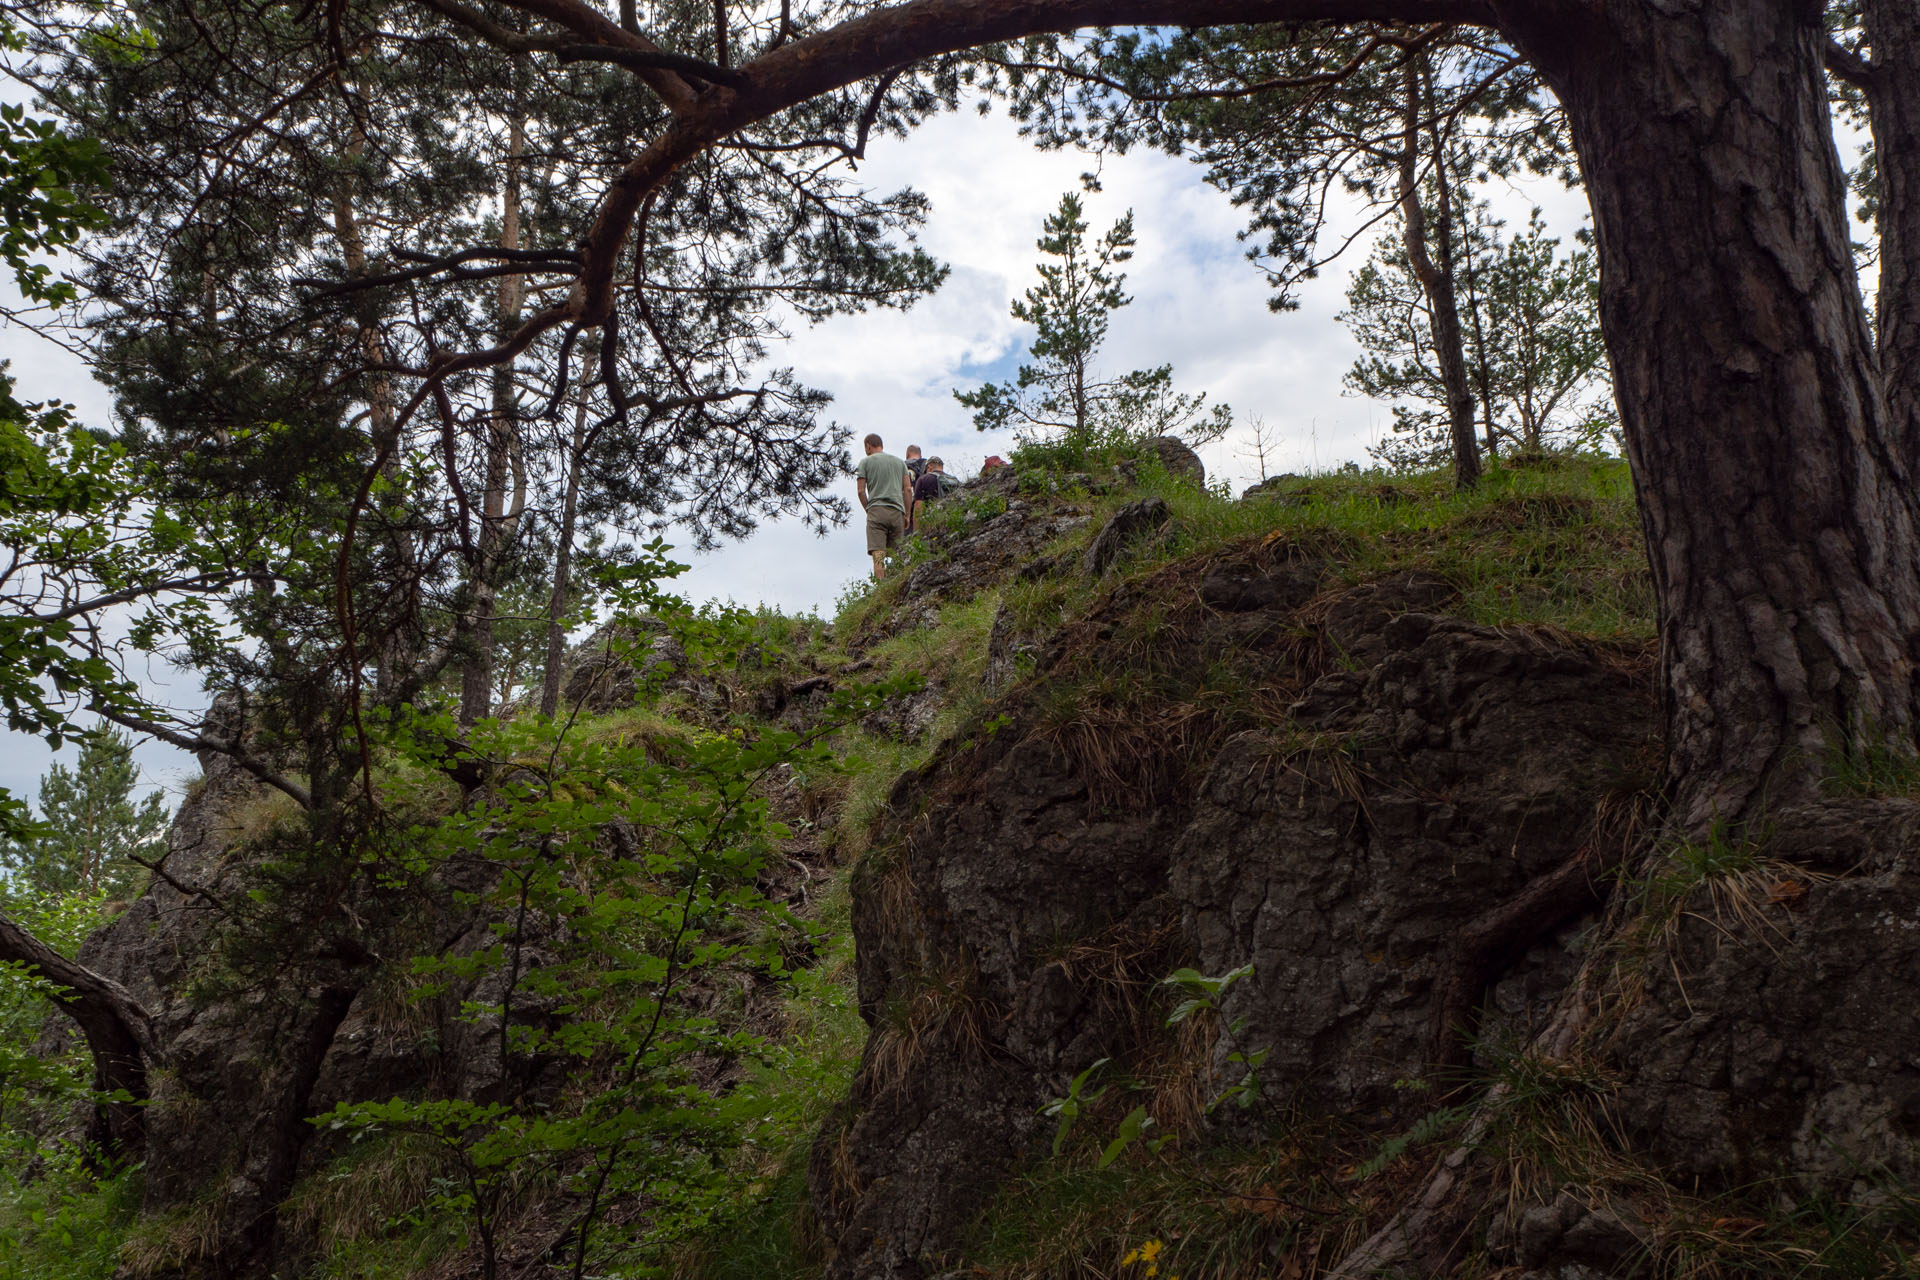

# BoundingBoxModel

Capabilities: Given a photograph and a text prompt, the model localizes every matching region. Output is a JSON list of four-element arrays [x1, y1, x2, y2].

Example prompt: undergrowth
[[0, 1160, 139, 1280]]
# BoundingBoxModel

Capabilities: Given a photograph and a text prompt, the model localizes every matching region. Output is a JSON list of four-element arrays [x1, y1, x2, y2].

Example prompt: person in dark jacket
[[909, 456, 955, 531]]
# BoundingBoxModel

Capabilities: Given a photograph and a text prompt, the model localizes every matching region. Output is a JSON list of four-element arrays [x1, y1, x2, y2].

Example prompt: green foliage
[[0, 1157, 139, 1280], [1348, 202, 1614, 471], [0, 409, 284, 837], [1822, 731, 1920, 799], [0, 887, 108, 1144], [1644, 820, 1765, 906], [1041, 1059, 1114, 1159], [675, 888, 865, 1280], [0, 72, 109, 308], [0, 730, 168, 899], [959, 1142, 1352, 1280], [1160, 965, 1266, 1114], [1350, 1101, 1472, 1182], [955, 191, 1228, 455], [1042, 965, 1264, 1176], [316, 574, 903, 1279]]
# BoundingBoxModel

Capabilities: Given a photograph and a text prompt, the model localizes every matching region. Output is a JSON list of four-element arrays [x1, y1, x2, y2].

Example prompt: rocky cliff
[[805, 459, 1920, 1277]]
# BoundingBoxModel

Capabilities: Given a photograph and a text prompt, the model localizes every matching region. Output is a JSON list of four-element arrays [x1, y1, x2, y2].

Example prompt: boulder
[[1081, 496, 1171, 578], [1116, 435, 1205, 488]]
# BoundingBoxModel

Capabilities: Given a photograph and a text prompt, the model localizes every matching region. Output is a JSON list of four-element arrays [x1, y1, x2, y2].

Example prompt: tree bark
[[1864, 0, 1920, 470], [459, 71, 531, 726], [541, 374, 594, 717], [1499, 0, 1920, 828], [1398, 59, 1480, 490], [0, 911, 153, 1157]]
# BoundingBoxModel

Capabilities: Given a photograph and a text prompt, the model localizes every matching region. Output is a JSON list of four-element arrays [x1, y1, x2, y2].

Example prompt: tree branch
[[418, 0, 712, 107], [295, 245, 581, 296], [38, 572, 272, 622], [0, 910, 155, 1154], [423, 0, 1500, 363], [93, 707, 315, 810], [1825, 37, 1876, 89]]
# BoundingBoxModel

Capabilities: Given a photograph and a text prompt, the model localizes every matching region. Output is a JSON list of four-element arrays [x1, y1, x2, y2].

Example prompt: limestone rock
[[811, 569, 1661, 1279], [1611, 798, 1920, 1191], [1115, 435, 1205, 488], [1081, 497, 1171, 578]]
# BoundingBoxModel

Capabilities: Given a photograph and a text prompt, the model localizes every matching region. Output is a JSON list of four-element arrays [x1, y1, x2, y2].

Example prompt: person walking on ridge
[[855, 433, 913, 580]]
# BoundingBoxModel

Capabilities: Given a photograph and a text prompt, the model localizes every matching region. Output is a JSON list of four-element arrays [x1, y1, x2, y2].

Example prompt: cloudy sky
[[0, 97, 1596, 806]]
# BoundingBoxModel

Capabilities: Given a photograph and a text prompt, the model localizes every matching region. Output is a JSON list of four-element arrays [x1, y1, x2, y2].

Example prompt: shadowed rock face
[[1611, 799, 1920, 1190], [811, 555, 1664, 1279]]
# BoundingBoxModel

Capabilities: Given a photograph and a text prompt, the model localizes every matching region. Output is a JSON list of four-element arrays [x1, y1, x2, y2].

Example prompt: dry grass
[[866, 964, 1001, 1098], [119, 1191, 224, 1278], [214, 783, 306, 847], [279, 1133, 446, 1256]]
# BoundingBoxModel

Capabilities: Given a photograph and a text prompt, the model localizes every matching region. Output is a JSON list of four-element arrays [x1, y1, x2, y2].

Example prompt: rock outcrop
[[1611, 799, 1920, 1191], [811, 544, 1665, 1278]]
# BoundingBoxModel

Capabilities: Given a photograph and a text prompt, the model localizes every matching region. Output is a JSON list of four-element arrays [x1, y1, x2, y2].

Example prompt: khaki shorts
[[866, 505, 906, 553]]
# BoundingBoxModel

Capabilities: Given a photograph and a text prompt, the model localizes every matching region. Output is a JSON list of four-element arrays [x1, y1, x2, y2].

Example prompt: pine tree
[[1348, 205, 1612, 472], [955, 191, 1227, 454], [0, 729, 168, 900]]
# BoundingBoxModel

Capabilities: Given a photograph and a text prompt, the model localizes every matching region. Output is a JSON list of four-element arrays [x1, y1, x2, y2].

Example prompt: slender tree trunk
[[1502, 0, 1920, 828], [540, 382, 593, 717], [1864, 0, 1920, 468], [0, 913, 152, 1158], [1398, 60, 1480, 490], [330, 125, 416, 694], [1459, 200, 1500, 458], [459, 76, 530, 726]]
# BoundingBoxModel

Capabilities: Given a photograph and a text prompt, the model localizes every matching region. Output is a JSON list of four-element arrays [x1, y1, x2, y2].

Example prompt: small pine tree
[[956, 191, 1228, 454], [0, 729, 168, 900]]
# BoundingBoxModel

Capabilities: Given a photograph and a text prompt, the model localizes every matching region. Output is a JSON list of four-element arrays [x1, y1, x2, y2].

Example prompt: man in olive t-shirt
[[854, 433, 913, 580]]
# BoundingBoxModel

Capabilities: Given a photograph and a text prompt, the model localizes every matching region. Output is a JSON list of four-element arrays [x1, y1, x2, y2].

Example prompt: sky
[[0, 97, 1599, 810]]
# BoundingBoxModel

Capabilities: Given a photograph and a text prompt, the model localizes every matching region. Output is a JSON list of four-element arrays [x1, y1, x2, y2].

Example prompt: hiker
[[905, 444, 927, 483], [909, 456, 956, 531], [854, 433, 914, 580], [981, 454, 1008, 476]]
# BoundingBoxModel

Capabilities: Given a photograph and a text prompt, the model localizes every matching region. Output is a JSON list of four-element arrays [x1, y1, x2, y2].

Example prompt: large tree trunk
[[1865, 0, 1920, 467], [1399, 59, 1480, 490], [1501, 0, 1920, 828], [0, 912, 152, 1158]]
